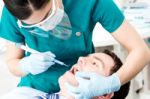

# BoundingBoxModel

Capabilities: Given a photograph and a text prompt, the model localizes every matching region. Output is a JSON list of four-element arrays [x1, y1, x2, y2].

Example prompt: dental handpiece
[[54, 59, 69, 67], [15, 43, 69, 67]]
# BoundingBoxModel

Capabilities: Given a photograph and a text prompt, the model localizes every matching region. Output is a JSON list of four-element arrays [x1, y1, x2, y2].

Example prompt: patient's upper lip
[[67, 70, 74, 76]]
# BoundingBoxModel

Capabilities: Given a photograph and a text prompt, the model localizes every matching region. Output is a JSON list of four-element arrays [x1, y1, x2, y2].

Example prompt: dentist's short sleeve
[[0, 7, 24, 43], [92, 0, 125, 33]]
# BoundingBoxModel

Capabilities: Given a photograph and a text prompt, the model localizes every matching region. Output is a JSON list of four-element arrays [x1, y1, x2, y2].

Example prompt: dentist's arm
[[5, 42, 56, 77], [6, 42, 26, 77], [113, 20, 150, 84]]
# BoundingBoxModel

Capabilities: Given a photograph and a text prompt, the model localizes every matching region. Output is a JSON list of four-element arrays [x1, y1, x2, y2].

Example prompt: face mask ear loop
[[56, 0, 64, 10], [48, 0, 56, 18], [53, 0, 56, 10]]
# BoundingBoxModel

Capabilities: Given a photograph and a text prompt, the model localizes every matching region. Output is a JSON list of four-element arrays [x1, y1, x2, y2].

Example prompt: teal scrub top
[[0, 0, 124, 93]]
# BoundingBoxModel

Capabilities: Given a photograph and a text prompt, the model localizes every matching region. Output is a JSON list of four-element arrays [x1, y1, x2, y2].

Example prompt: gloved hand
[[65, 72, 121, 99], [19, 51, 56, 75]]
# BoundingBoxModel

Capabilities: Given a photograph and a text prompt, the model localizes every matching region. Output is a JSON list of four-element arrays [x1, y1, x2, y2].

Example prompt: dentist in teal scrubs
[[1, 0, 150, 99]]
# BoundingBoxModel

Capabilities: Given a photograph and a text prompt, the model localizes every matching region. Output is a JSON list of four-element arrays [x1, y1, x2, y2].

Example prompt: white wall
[[0, 0, 4, 18]]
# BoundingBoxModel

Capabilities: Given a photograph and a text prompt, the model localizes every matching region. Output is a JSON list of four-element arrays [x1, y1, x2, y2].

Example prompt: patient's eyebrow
[[93, 56, 105, 67]]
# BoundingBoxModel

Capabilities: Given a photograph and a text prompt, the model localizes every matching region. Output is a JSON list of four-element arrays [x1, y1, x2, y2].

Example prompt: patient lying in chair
[[39, 50, 123, 99]]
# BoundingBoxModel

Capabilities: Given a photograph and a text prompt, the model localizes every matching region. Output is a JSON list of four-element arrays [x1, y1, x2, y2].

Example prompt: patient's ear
[[92, 93, 114, 99], [105, 93, 114, 99]]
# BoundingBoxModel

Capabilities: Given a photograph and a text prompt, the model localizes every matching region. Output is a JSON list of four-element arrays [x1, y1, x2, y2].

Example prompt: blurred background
[[0, 0, 150, 99]]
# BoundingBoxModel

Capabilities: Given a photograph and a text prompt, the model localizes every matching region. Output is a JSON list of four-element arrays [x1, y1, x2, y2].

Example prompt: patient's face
[[59, 53, 115, 99], [71, 53, 115, 76]]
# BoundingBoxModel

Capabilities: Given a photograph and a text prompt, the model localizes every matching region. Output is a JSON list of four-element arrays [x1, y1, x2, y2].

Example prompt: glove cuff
[[19, 57, 30, 75], [110, 73, 121, 92]]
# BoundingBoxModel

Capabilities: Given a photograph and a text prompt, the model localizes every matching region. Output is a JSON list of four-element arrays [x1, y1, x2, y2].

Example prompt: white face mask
[[17, 0, 72, 40]]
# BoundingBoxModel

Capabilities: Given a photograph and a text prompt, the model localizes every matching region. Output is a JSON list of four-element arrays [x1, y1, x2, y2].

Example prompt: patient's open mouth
[[70, 66, 79, 75]]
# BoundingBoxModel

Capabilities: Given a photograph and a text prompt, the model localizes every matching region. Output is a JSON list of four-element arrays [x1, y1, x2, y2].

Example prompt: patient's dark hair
[[3, 0, 50, 20], [103, 50, 122, 74], [103, 50, 130, 99]]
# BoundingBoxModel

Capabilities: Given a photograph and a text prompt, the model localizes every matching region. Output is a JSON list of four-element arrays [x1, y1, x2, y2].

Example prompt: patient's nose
[[78, 57, 85, 66]]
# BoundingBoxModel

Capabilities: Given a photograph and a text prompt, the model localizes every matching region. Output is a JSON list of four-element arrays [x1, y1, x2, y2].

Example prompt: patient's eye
[[92, 61, 99, 67], [92, 62, 96, 65]]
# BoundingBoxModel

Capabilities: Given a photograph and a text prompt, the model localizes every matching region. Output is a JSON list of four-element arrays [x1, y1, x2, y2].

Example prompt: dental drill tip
[[63, 64, 70, 67]]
